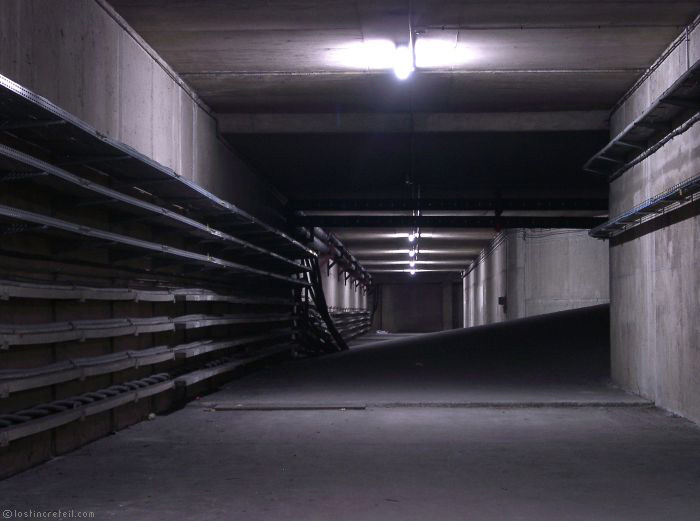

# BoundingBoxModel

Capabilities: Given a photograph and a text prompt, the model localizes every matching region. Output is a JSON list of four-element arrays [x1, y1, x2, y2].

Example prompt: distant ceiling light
[[414, 37, 479, 68], [408, 248, 417, 257], [409, 260, 416, 268], [410, 269, 416, 275], [408, 232, 415, 242], [393, 45, 414, 80]]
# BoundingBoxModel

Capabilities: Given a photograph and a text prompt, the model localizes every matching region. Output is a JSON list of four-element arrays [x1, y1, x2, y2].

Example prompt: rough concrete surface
[[464, 229, 609, 327], [609, 20, 700, 425]]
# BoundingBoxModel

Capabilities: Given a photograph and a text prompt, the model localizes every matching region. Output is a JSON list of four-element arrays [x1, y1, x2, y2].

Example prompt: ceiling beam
[[331, 229, 496, 241], [220, 111, 609, 134], [350, 248, 483, 257], [291, 197, 608, 212], [293, 215, 606, 229], [362, 260, 474, 266]]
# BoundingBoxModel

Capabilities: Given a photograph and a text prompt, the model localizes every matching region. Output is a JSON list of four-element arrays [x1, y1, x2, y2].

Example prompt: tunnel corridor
[[1, 1, 699, 519]]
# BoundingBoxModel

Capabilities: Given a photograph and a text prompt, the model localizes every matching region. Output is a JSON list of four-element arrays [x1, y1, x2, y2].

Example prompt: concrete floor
[[2, 306, 699, 520]]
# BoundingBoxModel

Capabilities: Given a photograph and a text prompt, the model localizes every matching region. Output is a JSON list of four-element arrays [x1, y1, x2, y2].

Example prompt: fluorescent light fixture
[[414, 38, 479, 68], [330, 39, 397, 70], [332, 36, 477, 74], [393, 45, 414, 80]]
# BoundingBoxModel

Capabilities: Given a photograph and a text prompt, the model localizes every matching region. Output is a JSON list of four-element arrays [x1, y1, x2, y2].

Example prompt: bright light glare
[[409, 260, 416, 268], [331, 37, 478, 74], [410, 269, 416, 275], [408, 248, 417, 257], [414, 38, 479, 68], [408, 233, 415, 242], [393, 45, 414, 80], [329, 39, 397, 70]]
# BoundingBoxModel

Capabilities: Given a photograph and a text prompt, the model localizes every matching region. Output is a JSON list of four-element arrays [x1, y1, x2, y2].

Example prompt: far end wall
[[372, 281, 462, 333], [463, 229, 609, 327]]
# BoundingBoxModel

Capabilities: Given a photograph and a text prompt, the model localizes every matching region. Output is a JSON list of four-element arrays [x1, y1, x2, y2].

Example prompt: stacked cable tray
[[0, 73, 312, 446], [301, 306, 371, 344], [329, 308, 372, 341]]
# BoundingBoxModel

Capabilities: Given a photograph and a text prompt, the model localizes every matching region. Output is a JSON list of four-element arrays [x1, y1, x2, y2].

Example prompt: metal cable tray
[[590, 173, 700, 239], [337, 322, 371, 335], [0, 312, 291, 348], [332, 315, 371, 326], [0, 144, 306, 275], [584, 58, 700, 181], [0, 73, 314, 260], [0, 203, 309, 286], [329, 309, 371, 316], [173, 288, 292, 305], [0, 279, 293, 306], [0, 374, 173, 446], [172, 329, 292, 359], [0, 346, 174, 397], [0, 329, 293, 396], [0, 316, 175, 348], [173, 313, 291, 329], [174, 343, 293, 388]]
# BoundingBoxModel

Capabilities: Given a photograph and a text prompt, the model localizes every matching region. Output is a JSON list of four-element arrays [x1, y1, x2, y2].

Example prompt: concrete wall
[[0, 0, 281, 222], [463, 229, 609, 327], [609, 20, 700, 423], [373, 281, 457, 333]]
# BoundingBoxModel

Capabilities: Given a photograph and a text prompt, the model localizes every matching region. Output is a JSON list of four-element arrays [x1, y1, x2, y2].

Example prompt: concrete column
[[322, 263, 338, 310], [462, 276, 468, 328]]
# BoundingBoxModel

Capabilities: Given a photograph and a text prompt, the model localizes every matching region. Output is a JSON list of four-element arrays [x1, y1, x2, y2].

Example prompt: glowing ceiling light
[[414, 38, 479, 68], [330, 39, 397, 70], [409, 260, 416, 268], [332, 36, 478, 74], [408, 248, 417, 257], [408, 232, 415, 242], [410, 269, 416, 275], [393, 45, 414, 80]]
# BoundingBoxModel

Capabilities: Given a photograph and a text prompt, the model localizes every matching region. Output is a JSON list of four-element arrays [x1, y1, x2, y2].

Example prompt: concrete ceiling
[[110, 0, 699, 113], [109, 0, 700, 280]]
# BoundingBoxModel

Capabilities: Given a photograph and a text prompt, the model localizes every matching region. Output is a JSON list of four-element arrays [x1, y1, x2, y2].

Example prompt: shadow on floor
[[213, 304, 641, 407]]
